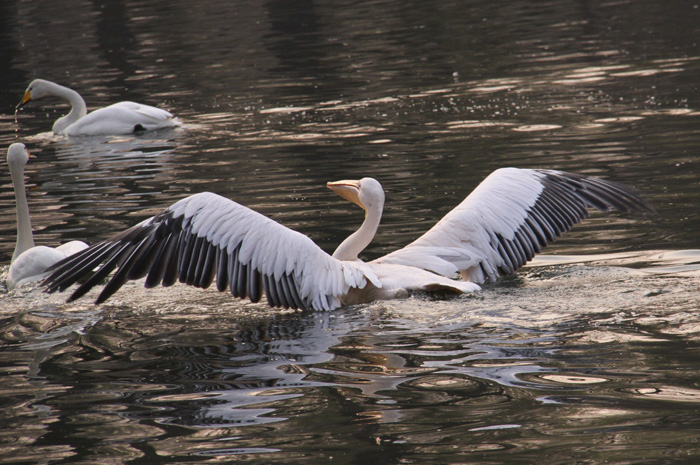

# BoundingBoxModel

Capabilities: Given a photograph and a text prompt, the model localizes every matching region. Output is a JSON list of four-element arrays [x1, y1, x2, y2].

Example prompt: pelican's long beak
[[327, 180, 364, 209], [28, 151, 36, 159], [16, 90, 31, 109]]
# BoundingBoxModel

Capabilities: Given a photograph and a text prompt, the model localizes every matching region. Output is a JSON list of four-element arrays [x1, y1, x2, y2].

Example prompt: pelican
[[16, 79, 180, 136], [42, 168, 653, 309], [6, 143, 88, 290]]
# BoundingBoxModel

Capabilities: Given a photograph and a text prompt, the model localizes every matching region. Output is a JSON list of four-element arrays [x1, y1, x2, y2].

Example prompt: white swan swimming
[[16, 79, 180, 136], [6, 143, 88, 290], [43, 168, 653, 309]]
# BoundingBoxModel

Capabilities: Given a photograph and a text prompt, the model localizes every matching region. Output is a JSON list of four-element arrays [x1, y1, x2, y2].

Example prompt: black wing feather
[[145, 231, 179, 288], [215, 246, 228, 292]]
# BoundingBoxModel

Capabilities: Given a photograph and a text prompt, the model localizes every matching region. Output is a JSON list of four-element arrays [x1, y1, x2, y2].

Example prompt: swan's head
[[327, 177, 385, 212], [17, 79, 52, 108], [7, 143, 34, 167]]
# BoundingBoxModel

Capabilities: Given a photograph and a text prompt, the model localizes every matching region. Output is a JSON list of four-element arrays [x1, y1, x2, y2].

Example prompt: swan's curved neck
[[10, 160, 34, 262], [332, 204, 382, 261], [48, 82, 88, 134]]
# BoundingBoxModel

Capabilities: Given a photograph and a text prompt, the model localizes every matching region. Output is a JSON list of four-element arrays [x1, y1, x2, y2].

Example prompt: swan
[[5, 143, 88, 289], [42, 168, 653, 309], [16, 79, 180, 136]]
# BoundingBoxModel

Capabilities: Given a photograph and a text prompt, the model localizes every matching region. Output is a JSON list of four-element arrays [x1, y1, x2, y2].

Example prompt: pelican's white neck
[[10, 158, 34, 262], [332, 204, 382, 261]]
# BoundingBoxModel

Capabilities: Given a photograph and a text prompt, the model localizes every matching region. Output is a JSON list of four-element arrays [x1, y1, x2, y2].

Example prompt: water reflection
[[1, 246, 700, 462]]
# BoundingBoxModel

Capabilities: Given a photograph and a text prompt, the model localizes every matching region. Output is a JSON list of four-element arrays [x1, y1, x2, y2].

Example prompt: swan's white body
[[43, 168, 653, 310], [18, 79, 180, 136], [6, 143, 88, 289]]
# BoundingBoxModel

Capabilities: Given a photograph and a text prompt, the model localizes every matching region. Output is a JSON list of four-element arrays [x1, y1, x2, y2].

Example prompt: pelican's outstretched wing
[[43, 193, 379, 310], [375, 168, 654, 283]]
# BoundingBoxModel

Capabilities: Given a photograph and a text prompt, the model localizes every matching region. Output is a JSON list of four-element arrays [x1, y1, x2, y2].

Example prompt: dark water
[[1, 0, 700, 463]]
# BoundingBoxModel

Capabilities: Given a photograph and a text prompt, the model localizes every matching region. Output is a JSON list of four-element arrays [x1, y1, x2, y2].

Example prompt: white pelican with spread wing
[[17, 79, 180, 136], [42, 169, 653, 309]]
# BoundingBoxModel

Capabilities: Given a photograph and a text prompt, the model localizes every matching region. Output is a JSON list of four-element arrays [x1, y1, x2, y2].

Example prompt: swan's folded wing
[[375, 168, 654, 283], [67, 102, 178, 135], [42, 192, 379, 310], [110, 101, 176, 120]]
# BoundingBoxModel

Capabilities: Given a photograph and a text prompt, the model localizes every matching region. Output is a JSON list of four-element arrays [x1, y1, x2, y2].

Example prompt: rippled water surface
[[1, 0, 700, 463]]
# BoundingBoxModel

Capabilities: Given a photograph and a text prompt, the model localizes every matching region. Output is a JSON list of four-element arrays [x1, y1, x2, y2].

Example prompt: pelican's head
[[327, 177, 385, 212], [7, 143, 34, 167], [17, 79, 51, 109]]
